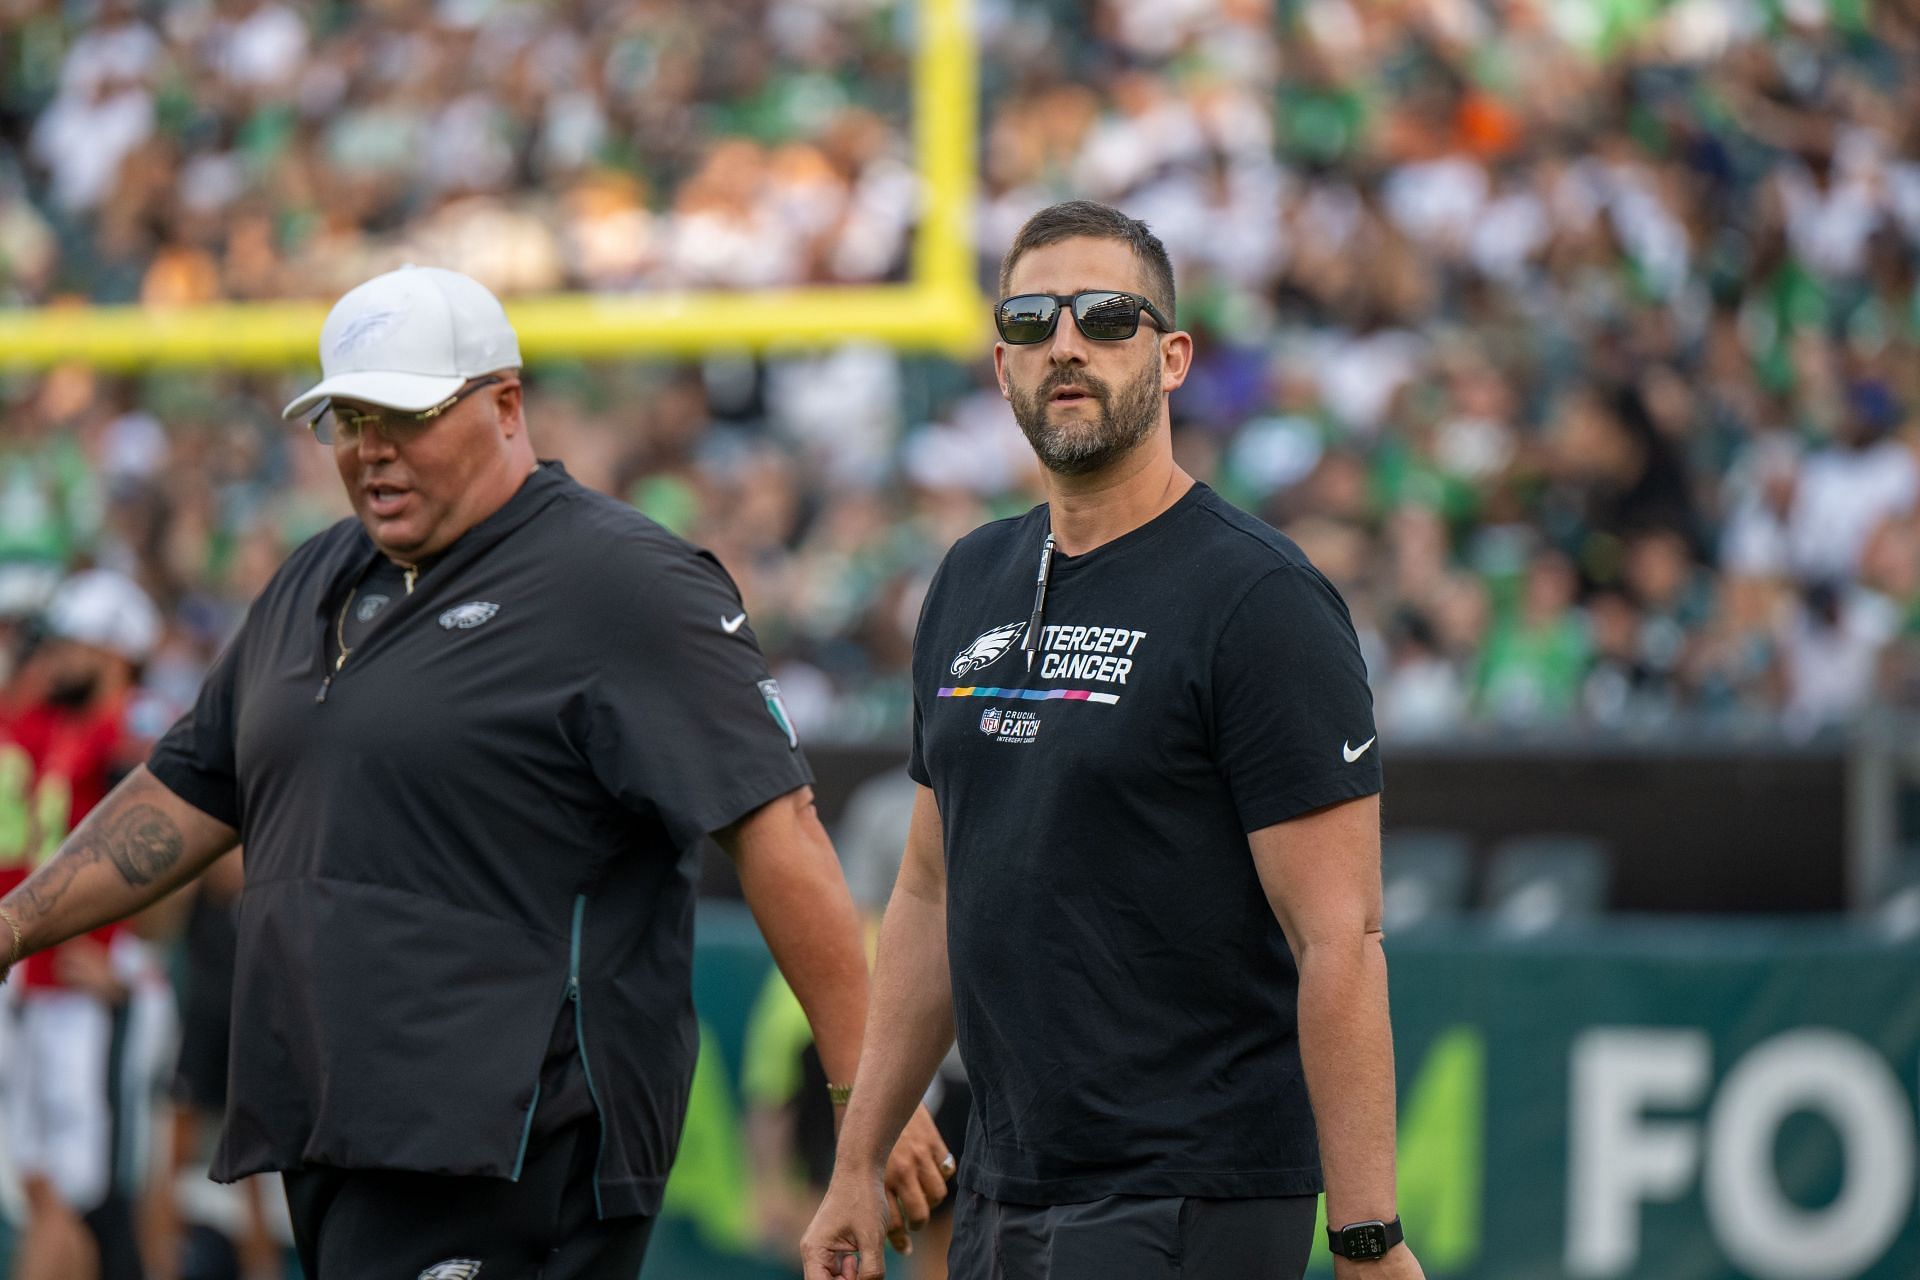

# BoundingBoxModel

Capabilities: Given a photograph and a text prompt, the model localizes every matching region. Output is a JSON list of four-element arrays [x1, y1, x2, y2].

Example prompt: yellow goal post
[[0, 0, 982, 369]]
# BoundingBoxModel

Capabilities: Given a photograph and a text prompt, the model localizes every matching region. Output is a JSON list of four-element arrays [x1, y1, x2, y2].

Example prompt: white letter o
[[1703, 1029, 1914, 1280]]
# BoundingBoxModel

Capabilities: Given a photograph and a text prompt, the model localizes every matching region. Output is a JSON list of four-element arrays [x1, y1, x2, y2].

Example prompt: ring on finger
[[939, 1153, 957, 1177]]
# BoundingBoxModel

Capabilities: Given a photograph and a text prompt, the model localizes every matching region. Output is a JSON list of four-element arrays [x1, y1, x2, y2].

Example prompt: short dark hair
[[998, 200, 1176, 326]]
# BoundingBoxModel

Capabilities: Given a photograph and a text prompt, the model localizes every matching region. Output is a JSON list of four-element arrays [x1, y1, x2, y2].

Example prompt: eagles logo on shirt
[[417, 1261, 482, 1280], [950, 622, 1025, 677], [438, 601, 499, 630]]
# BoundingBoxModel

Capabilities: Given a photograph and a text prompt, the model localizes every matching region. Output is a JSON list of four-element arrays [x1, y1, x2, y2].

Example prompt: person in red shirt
[[0, 569, 165, 1280]]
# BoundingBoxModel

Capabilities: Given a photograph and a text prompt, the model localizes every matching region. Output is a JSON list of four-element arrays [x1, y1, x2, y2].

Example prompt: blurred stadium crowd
[[1, 0, 1919, 1275], [4, 0, 1920, 764]]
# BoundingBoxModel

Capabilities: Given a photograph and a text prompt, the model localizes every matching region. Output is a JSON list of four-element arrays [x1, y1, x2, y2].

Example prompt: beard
[[1009, 354, 1162, 477]]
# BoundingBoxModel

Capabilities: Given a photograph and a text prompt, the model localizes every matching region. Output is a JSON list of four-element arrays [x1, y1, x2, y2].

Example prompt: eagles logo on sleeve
[[758, 679, 799, 749], [950, 621, 1026, 677]]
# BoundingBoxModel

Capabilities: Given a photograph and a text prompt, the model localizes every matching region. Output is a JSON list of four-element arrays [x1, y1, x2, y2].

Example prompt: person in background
[[0, 568, 169, 1280], [147, 847, 285, 1280]]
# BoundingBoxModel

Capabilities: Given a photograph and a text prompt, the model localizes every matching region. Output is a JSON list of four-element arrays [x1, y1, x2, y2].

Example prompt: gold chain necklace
[[334, 589, 356, 673]]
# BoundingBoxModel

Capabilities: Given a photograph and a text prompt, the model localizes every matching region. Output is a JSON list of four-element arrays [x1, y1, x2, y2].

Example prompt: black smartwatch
[[1327, 1216, 1403, 1261]]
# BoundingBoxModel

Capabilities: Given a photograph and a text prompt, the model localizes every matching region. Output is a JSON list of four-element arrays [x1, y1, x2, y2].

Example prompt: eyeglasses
[[308, 375, 504, 446], [994, 291, 1173, 345]]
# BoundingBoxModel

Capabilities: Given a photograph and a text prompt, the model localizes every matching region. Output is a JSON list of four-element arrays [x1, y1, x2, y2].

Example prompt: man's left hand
[[879, 1103, 953, 1253], [1335, 1246, 1427, 1280]]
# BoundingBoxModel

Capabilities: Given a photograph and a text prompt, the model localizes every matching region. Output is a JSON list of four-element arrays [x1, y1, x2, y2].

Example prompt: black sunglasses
[[995, 291, 1173, 345]]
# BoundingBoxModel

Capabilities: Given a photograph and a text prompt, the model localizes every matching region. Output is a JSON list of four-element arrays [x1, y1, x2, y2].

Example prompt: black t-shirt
[[909, 482, 1381, 1204], [149, 462, 810, 1218]]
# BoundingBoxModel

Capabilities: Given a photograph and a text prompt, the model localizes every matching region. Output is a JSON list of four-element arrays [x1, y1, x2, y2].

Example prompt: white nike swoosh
[[722, 612, 748, 634], [1343, 737, 1376, 764]]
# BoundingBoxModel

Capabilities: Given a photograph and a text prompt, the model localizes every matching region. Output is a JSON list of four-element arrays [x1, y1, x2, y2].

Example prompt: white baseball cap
[[46, 570, 162, 665], [281, 265, 522, 422]]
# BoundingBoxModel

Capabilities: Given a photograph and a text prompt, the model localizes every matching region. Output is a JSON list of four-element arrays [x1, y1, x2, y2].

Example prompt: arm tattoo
[[14, 846, 87, 925], [103, 804, 184, 886], [12, 787, 188, 926]]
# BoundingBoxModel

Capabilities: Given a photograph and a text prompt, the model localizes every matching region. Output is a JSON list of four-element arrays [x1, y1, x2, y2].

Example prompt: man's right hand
[[801, 1168, 893, 1280]]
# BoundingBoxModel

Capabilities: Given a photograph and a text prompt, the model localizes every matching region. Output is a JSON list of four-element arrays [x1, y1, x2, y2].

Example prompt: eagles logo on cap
[[281, 266, 524, 423]]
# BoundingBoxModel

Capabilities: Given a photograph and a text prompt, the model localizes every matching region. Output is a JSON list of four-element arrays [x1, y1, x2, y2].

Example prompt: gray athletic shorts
[[947, 1187, 1318, 1280]]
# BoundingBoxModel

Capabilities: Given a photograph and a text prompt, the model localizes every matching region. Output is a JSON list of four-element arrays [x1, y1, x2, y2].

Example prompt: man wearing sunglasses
[[805, 202, 1425, 1280], [0, 265, 953, 1276]]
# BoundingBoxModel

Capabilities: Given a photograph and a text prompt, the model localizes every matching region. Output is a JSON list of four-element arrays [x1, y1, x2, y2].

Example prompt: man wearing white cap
[[0, 266, 952, 1276], [0, 569, 167, 1280]]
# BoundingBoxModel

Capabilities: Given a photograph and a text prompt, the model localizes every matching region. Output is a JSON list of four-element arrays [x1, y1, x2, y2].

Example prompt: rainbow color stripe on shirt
[[937, 686, 1120, 705]]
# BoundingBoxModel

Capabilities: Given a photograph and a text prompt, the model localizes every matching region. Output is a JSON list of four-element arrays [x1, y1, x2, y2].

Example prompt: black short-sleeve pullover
[[149, 462, 810, 1218]]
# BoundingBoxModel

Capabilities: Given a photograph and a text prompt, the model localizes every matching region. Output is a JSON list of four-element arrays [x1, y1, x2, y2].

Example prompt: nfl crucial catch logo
[[951, 621, 1026, 677], [439, 601, 499, 630], [975, 707, 1040, 743]]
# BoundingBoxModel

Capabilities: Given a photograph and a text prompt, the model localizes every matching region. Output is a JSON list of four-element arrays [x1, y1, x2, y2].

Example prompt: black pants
[[282, 1119, 654, 1280], [83, 1192, 145, 1280], [948, 1189, 1318, 1280]]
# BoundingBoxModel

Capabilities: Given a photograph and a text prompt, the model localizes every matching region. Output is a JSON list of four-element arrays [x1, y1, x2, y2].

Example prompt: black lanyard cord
[[1019, 531, 1056, 672]]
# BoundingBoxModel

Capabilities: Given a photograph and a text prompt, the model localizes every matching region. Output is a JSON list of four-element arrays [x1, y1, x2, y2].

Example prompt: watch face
[[1341, 1223, 1388, 1260]]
